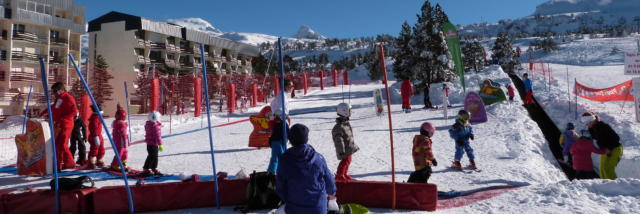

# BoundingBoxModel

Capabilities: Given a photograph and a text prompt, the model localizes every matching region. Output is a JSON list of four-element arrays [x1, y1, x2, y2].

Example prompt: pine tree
[[91, 55, 114, 106], [462, 40, 486, 73], [133, 70, 150, 113], [491, 32, 516, 72], [393, 21, 414, 80], [365, 46, 383, 80], [433, 3, 449, 26]]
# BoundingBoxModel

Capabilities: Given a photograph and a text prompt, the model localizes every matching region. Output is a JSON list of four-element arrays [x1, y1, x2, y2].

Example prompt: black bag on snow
[[49, 176, 95, 191], [408, 167, 432, 183], [235, 171, 281, 212]]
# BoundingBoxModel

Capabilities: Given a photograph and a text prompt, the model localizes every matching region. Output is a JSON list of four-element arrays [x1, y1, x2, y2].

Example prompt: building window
[[27, 1, 35, 11], [36, 4, 44, 13], [135, 30, 145, 40], [50, 30, 59, 40], [18, 1, 26, 10], [13, 24, 25, 34], [167, 54, 175, 60], [167, 36, 175, 44], [134, 48, 144, 56], [44, 6, 52, 15], [221, 49, 228, 57]]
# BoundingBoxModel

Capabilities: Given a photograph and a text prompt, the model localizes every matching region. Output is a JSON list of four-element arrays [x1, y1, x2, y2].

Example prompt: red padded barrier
[[150, 78, 160, 111], [194, 77, 202, 117], [1, 188, 96, 214], [336, 181, 437, 211], [92, 179, 248, 214]]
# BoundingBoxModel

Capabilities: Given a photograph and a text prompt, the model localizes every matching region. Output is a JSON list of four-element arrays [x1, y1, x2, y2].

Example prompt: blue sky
[[82, 0, 548, 38]]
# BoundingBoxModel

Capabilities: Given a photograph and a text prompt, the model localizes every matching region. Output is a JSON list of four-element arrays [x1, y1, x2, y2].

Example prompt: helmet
[[420, 122, 435, 137], [566, 122, 575, 130], [457, 110, 470, 121], [337, 103, 351, 117], [148, 111, 161, 122]]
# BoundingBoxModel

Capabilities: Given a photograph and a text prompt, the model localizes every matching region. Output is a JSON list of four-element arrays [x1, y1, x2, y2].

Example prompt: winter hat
[[457, 110, 470, 121], [420, 122, 435, 137], [288, 124, 309, 146], [566, 122, 575, 130], [91, 104, 101, 114], [148, 111, 161, 122], [580, 112, 597, 124], [336, 103, 351, 117], [115, 104, 127, 121]]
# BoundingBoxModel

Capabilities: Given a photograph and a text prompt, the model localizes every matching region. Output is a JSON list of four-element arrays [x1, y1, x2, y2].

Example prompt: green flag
[[441, 22, 465, 92]]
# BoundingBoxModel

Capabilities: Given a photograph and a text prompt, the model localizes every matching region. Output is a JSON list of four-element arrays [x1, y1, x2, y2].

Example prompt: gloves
[[469, 134, 475, 140], [158, 145, 164, 152], [327, 198, 339, 211], [94, 136, 100, 146], [431, 159, 438, 167]]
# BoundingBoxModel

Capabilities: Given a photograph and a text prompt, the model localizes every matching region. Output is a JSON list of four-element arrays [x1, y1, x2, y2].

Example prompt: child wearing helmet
[[141, 111, 164, 177], [448, 110, 476, 170], [332, 103, 359, 181], [408, 122, 437, 183], [559, 122, 578, 165]]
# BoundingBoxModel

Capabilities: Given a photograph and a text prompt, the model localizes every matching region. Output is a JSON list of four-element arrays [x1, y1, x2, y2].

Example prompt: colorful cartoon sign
[[248, 106, 273, 148], [464, 92, 488, 125], [15, 119, 53, 175], [373, 88, 384, 116], [479, 79, 507, 105]]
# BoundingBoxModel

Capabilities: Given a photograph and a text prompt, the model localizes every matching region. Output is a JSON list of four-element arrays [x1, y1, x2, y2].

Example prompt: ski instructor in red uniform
[[51, 82, 78, 170], [401, 79, 413, 113]]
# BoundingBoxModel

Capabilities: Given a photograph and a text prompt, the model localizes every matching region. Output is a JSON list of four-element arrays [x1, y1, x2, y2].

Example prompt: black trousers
[[408, 167, 432, 183], [574, 170, 599, 180], [70, 136, 86, 161], [143, 145, 159, 170]]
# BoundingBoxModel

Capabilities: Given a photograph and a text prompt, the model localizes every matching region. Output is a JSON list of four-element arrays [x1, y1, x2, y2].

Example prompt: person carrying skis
[[409, 122, 437, 183], [276, 124, 337, 214], [267, 79, 293, 174], [449, 110, 476, 170], [110, 104, 130, 171], [571, 129, 609, 179], [523, 73, 535, 105], [69, 113, 87, 165], [141, 111, 164, 176], [581, 112, 623, 179], [559, 122, 578, 166], [401, 79, 413, 113], [50, 82, 78, 170], [507, 84, 515, 101], [87, 105, 105, 168], [332, 103, 359, 181]]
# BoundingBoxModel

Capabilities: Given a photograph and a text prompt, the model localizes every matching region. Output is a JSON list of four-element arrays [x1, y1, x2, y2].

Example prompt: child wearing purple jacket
[[142, 111, 164, 176]]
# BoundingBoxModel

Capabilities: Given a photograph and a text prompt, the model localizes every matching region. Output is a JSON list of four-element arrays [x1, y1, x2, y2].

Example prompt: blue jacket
[[276, 144, 336, 214], [524, 78, 533, 92], [562, 130, 578, 156], [449, 119, 474, 145]]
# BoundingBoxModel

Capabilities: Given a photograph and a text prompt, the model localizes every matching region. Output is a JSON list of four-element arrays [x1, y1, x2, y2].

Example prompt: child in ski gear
[[70, 114, 87, 165], [559, 122, 578, 165], [571, 129, 608, 179], [410, 122, 437, 183], [142, 111, 163, 176], [449, 110, 475, 169], [582, 112, 623, 180], [442, 83, 451, 107], [523, 73, 535, 105], [51, 82, 78, 170], [423, 85, 433, 109], [268, 79, 293, 173], [332, 103, 359, 181], [401, 79, 413, 113], [507, 84, 515, 101], [88, 105, 105, 168], [276, 124, 337, 214], [110, 104, 130, 171]]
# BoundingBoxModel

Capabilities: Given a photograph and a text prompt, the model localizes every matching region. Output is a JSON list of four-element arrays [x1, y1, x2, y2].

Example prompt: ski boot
[[96, 160, 105, 168], [152, 169, 164, 176], [468, 160, 477, 170], [451, 161, 462, 170], [139, 169, 153, 177], [86, 157, 96, 169]]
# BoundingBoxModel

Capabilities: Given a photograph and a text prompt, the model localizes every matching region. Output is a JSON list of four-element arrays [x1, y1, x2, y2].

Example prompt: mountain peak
[[167, 18, 222, 35], [534, 0, 637, 15], [292, 25, 325, 40]]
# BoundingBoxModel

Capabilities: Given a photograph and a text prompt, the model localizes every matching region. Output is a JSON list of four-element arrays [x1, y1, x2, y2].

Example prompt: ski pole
[[38, 58, 61, 214]]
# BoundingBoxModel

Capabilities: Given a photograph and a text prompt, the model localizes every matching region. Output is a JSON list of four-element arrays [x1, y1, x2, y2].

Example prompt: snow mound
[[167, 18, 223, 35], [292, 25, 326, 40]]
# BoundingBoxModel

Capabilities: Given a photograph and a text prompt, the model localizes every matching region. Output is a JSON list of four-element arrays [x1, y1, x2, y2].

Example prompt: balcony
[[12, 31, 46, 44], [49, 57, 65, 65], [15, 9, 85, 34], [179, 46, 194, 54], [136, 55, 150, 64], [50, 37, 68, 46], [166, 44, 180, 53], [164, 60, 178, 68], [10, 71, 36, 82], [136, 39, 150, 47], [0, 70, 4, 81], [149, 57, 165, 64], [148, 41, 166, 49], [179, 61, 194, 69], [12, 51, 45, 63]]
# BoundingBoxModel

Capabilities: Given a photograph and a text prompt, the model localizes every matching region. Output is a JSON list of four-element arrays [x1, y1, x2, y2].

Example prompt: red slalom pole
[[378, 44, 396, 209]]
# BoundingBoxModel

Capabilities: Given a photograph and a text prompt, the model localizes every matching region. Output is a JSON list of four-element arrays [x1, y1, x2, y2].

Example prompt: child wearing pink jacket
[[110, 104, 130, 171], [570, 130, 609, 179], [142, 111, 164, 176]]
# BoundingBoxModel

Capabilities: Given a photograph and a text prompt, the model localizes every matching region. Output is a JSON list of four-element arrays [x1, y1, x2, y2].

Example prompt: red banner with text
[[574, 80, 634, 102]]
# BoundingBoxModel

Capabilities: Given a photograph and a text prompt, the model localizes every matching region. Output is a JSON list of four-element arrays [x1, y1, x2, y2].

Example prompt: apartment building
[[88, 11, 259, 115], [0, 0, 84, 117]]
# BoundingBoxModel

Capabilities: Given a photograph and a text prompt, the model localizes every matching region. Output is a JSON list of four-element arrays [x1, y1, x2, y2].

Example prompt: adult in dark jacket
[[276, 124, 337, 214], [70, 114, 87, 165], [582, 112, 623, 179]]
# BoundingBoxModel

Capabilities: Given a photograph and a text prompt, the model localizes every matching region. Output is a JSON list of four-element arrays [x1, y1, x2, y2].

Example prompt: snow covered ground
[[2, 65, 638, 213]]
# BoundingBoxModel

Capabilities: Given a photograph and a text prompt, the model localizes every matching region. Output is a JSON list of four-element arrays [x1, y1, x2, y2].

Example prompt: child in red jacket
[[88, 105, 105, 168], [110, 104, 130, 171], [141, 111, 164, 176], [570, 130, 609, 179], [408, 122, 437, 183]]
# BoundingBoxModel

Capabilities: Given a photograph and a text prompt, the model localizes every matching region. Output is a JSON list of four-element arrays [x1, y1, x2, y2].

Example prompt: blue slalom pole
[[38, 58, 60, 214], [124, 82, 132, 142], [68, 54, 135, 214], [200, 44, 221, 209], [277, 38, 288, 145], [21, 85, 33, 134]]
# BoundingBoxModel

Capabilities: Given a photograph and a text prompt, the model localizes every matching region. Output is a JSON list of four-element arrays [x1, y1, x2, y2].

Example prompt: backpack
[[235, 171, 281, 213], [49, 176, 94, 191]]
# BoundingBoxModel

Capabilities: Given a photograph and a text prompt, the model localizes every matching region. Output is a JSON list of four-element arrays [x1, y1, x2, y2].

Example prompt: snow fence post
[[21, 84, 32, 134], [68, 54, 135, 214], [378, 44, 397, 209], [38, 58, 61, 214], [124, 82, 132, 142], [277, 38, 289, 146], [199, 44, 221, 209]]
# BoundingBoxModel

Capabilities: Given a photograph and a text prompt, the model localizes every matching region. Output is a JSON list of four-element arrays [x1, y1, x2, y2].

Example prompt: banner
[[464, 92, 487, 125], [442, 22, 465, 92], [574, 80, 633, 102], [248, 106, 272, 148], [15, 119, 53, 175], [624, 52, 640, 75]]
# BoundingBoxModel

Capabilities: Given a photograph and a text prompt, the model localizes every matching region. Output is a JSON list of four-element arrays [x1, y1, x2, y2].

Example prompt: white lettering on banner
[[625, 52, 640, 75]]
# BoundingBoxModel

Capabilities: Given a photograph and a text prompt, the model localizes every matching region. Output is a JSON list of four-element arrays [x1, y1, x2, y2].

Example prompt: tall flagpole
[[124, 82, 132, 142], [21, 85, 33, 134], [38, 58, 61, 214], [378, 44, 397, 209]]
